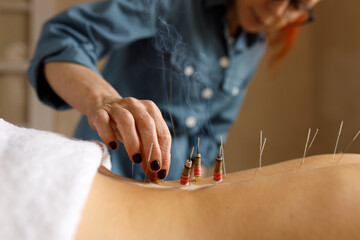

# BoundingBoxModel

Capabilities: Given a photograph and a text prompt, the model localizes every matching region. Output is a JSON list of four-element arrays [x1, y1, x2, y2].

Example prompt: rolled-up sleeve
[[27, 0, 158, 109]]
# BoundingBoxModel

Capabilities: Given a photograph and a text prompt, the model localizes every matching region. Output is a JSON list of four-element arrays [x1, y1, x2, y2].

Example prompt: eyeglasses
[[268, 0, 315, 26]]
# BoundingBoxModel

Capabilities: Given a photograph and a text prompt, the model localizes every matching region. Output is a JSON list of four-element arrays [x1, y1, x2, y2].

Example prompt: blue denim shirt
[[28, 0, 266, 180]]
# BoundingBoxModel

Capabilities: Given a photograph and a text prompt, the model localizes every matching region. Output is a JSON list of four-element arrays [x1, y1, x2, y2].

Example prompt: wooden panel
[[0, 73, 27, 126], [227, 26, 315, 171], [312, 0, 360, 156], [26, 0, 57, 131]]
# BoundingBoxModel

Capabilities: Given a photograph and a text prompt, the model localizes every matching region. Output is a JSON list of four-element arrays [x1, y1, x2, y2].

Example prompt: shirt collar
[[238, 29, 265, 48], [203, 0, 228, 10], [234, 31, 265, 53], [203, 0, 264, 48]]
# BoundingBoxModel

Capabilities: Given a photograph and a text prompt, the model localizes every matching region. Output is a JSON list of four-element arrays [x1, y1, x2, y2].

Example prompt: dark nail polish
[[109, 141, 117, 150], [157, 169, 167, 180], [150, 160, 161, 171], [132, 153, 142, 164]]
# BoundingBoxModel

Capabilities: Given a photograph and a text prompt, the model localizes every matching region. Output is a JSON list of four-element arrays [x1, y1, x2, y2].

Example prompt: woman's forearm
[[44, 61, 172, 182], [44, 62, 121, 115]]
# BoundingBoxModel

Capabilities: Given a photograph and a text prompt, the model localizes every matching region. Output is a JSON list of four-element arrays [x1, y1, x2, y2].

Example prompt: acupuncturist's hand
[[44, 62, 171, 181], [87, 97, 172, 181]]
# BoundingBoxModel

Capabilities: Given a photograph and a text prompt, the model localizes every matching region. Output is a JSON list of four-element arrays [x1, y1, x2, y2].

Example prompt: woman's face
[[234, 0, 322, 33]]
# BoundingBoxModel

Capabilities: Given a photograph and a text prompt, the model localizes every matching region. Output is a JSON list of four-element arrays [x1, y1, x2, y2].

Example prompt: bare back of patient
[[76, 154, 360, 240]]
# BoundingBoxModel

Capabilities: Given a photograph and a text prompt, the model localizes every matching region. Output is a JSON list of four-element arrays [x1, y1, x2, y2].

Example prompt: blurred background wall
[[1, 0, 359, 172], [227, 0, 360, 171]]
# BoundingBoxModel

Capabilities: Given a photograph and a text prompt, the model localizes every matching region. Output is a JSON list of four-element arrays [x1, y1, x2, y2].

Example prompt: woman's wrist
[[45, 61, 171, 181], [44, 61, 121, 115], [84, 87, 122, 116]]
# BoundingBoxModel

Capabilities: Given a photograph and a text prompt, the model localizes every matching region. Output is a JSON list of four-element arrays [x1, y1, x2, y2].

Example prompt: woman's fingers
[[141, 160, 157, 181], [88, 108, 118, 150], [90, 97, 171, 181], [143, 100, 171, 180], [107, 106, 143, 164], [118, 98, 163, 175], [110, 120, 123, 142]]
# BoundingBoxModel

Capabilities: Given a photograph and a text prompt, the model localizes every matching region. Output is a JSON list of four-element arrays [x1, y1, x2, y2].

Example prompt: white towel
[[0, 118, 111, 240]]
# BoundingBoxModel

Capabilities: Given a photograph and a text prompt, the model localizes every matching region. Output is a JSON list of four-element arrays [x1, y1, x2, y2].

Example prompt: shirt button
[[219, 56, 230, 68], [201, 87, 213, 99], [185, 116, 197, 128], [184, 65, 194, 76], [231, 87, 240, 96]]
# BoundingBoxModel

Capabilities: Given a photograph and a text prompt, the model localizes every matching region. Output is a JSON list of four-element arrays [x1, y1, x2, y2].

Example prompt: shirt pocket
[[168, 52, 221, 103], [222, 42, 265, 94]]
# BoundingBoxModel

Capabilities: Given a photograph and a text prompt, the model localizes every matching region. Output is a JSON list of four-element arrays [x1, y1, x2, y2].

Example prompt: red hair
[[268, 14, 309, 70], [226, 2, 309, 71]]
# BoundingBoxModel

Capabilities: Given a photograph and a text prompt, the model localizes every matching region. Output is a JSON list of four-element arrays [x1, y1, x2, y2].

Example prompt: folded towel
[[0, 118, 111, 240]]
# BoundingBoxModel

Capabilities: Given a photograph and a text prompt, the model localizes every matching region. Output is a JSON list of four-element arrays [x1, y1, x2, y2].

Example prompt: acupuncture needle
[[336, 129, 360, 165], [333, 121, 344, 160], [143, 143, 154, 182]]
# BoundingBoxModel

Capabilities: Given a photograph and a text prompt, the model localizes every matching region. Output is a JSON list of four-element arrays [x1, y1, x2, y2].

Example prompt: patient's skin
[[75, 154, 360, 240]]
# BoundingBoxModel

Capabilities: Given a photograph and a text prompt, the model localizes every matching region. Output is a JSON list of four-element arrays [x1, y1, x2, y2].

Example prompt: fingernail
[[157, 169, 167, 180], [150, 160, 161, 171], [109, 141, 117, 150], [132, 153, 142, 164]]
